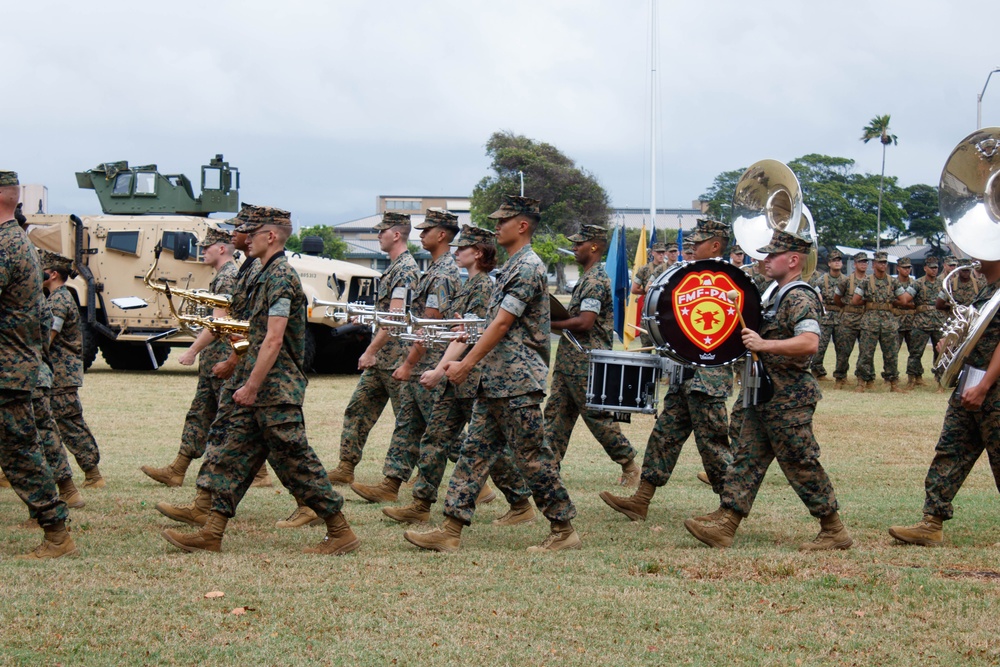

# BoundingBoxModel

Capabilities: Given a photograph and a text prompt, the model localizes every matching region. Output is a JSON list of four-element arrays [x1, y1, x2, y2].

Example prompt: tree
[[903, 184, 946, 256], [532, 233, 574, 292], [861, 114, 899, 251], [699, 168, 745, 223], [470, 132, 613, 260], [286, 225, 348, 259]]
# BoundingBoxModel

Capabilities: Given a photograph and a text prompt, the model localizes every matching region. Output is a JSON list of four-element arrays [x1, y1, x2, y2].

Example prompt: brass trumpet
[[395, 313, 487, 346]]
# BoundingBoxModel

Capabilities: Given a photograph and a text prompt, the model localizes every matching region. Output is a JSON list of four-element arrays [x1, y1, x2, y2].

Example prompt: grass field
[[3, 345, 1000, 666]]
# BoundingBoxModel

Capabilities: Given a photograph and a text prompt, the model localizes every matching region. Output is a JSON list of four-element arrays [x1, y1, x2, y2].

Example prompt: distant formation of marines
[[5, 175, 1000, 559]]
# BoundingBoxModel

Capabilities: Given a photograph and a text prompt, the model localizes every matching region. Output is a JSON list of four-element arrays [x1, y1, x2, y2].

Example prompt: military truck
[[26, 155, 379, 373]]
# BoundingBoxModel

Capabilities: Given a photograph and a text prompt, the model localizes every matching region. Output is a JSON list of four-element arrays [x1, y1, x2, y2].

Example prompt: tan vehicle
[[27, 156, 380, 373]]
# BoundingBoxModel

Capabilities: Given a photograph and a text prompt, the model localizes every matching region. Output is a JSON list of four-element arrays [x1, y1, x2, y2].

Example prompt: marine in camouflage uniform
[[853, 250, 910, 390], [940, 259, 986, 309], [404, 196, 578, 552], [888, 261, 1000, 546], [685, 230, 851, 551], [163, 206, 359, 555], [546, 225, 638, 484], [808, 250, 848, 379], [602, 219, 733, 522], [891, 257, 921, 384], [832, 253, 868, 386], [43, 253, 104, 487], [909, 256, 945, 385], [0, 173, 74, 556], [33, 290, 76, 496], [328, 212, 419, 484], [631, 242, 669, 347]]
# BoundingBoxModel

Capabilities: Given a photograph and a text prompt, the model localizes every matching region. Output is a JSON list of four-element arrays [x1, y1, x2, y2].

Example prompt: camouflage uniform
[[855, 273, 906, 382], [442, 244, 576, 525], [809, 269, 848, 378], [0, 218, 67, 526], [722, 283, 839, 519], [178, 260, 238, 459], [910, 269, 945, 380], [893, 268, 921, 379], [833, 270, 866, 380], [380, 251, 461, 481], [35, 297, 72, 484], [203, 251, 344, 519], [412, 270, 529, 504], [48, 284, 101, 472], [634, 260, 668, 347], [942, 271, 986, 308], [919, 279, 1000, 520], [338, 250, 419, 466], [545, 263, 636, 465]]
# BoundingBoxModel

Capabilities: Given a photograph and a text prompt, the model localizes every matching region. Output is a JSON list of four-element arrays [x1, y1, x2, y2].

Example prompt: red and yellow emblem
[[672, 271, 742, 353]]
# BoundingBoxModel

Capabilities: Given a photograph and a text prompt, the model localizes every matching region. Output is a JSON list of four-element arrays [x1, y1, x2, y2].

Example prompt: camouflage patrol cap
[[757, 230, 814, 255], [567, 225, 608, 243], [651, 242, 668, 252], [924, 256, 939, 267], [827, 249, 843, 261], [897, 257, 911, 268], [487, 195, 541, 220], [198, 226, 232, 248], [958, 258, 973, 268], [0, 171, 19, 187], [853, 251, 869, 262], [687, 218, 731, 243], [373, 211, 411, 231], [873, 251, 889, 262], [730, 244, 744, 255], [235, 205, 292, 232], [944, 255, 958, 266], [37, 248, 73, 273], [450, 224, 496, 248], [666, 242, 679, 252], [416, 208, 460, 231]]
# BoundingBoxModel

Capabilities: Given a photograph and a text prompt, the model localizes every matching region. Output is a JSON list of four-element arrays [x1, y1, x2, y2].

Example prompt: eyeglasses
[[246, 230, 268, 240]]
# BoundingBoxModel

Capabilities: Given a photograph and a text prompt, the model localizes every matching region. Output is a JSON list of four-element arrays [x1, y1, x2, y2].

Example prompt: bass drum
[[641, 258, 762, 367]]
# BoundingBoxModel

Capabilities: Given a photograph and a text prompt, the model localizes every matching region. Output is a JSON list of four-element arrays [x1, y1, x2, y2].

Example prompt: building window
[[386, 199, 420, 211]]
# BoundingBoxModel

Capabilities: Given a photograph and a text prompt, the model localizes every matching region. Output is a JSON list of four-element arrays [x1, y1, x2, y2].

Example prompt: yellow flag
[[624, 225, 648, 349]]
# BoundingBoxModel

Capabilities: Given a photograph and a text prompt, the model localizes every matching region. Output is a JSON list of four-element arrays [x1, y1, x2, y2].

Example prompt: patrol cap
[[828, 249, 843, 261], [416, 208, 459, 231], [873, 251, 889, 262], [757, 230, 814, 255], [567, 225, 608, 243], [853, 251, 869, 262], [199, 226, 232, 248], [373, 211, 411, 231], [959, 258, 973, 268], [651, 242, 668, 252], [944, 254, 958, 266], [450, 224, 496, 248], [687, 218, 731, 243], [666, 242, 679, 252], [897, 257, 911, 268], [487, 195, 541, 220], [234, 205, 292, 233], [0, 171, 19, 187], [37, 248, 73, 273], [730, 244, 744, 255], [924, 256, 939, 268]]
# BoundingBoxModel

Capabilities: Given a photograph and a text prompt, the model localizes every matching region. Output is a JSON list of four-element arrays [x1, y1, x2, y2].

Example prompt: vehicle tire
[[99, 340, 170, 371], [80, 316, 99, 371], [303, 327, 317, 374]]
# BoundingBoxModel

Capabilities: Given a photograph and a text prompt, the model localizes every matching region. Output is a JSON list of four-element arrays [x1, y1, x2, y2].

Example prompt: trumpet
[[394, 313, 488, 346], [144, 244, 232, 315], [311, 297, 383, 325]]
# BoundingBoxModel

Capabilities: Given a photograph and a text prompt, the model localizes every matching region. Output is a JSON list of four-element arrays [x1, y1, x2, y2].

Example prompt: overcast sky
[[9, 1, 1000, 229]]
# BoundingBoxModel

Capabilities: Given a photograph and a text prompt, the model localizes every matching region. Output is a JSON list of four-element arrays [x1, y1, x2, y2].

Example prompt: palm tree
[[861, 114, 898, 251]]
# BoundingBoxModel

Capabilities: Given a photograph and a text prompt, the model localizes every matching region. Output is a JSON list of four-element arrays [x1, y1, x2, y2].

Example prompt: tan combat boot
[[619, 459, 641, 488], [276, 498, 324, 528], [696, 471, 711, 485], [492, 499, 536, 526], [250, 464, 273, 488], [889, 380, 908, 393], [140, 453, 192, 488], [834, 378, 846, 390], [303, 512, 361, 555], [83, 466, 106, 489], [800, 511, 853, 551], [888, 514, 943, 546], [156, 487, 212, 527], [527, 520, 581, 552], [351, 476, 402, 503], [162, 511, 228, 553], [865, 380, 875, 391], [57, 478, 85, 509], [383, 497, 432, 524], [684, 508, 742, 548], [477, 483, 496, 505], [327, 460, 355, 485], [404, 516, 464, 552], [0, 469, 10, 488], [600, 480, 656, 522], [906, 375, 917, 389], [936, 381, 945, 394], [854, 378, 866, 393], [914, 375, 927, 387], [691, 506, 729, 523], [18, 520, 79, 559]]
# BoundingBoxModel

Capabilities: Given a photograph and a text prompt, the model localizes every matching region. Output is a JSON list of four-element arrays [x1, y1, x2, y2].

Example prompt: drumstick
[[726, 289, 758, 362], [626, 323, 649, 334]]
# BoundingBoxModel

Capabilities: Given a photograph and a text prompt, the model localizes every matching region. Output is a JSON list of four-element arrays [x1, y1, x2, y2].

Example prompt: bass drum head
[[642, 258, 762, 367]]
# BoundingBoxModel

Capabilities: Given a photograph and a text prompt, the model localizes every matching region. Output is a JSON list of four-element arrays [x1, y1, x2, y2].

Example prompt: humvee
[[26, 155, 379, 373]]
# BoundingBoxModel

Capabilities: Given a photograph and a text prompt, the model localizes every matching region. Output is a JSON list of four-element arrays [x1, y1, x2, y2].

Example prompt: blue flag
[[677, 227, 683, 255], [648, 223, 657, 251], [607, 222, 629, 342]]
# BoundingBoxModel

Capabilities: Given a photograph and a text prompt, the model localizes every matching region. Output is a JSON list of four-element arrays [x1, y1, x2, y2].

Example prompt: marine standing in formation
[[808, 249, 848, 381], [630, 241, 669, 347], [852, 250, 910, 392], [892, 257, 920, 388], [910, 256, 945, 389], [833, 252, 869, 389]]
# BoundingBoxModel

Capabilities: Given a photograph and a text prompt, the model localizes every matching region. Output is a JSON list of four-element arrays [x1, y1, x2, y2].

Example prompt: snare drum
[[586, 350, 663, 415], [641, 259, 761, 367]]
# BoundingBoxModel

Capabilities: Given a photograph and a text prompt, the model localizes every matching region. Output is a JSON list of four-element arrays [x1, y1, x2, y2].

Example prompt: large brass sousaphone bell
[[732, 159, 818, 280]]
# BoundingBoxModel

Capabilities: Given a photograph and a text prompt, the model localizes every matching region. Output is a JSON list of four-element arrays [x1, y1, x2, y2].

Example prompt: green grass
[[3, 345, 1000, 665]]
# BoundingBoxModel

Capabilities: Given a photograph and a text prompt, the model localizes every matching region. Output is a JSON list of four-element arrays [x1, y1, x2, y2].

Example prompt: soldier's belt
[[915, 305, 934, 313], [865, 303, 893, 311], [842, 306, 864, 314], [826, 304, 842, 312]]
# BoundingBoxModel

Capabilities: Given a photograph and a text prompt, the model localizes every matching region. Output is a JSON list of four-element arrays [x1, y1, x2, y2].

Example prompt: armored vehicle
[[27, 155, 379, 373]]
